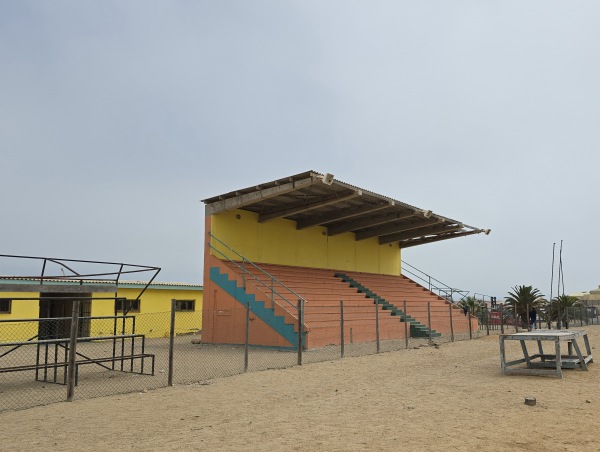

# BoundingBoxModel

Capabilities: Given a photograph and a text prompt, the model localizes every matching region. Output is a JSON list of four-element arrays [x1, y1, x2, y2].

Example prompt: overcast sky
[[1, 1, 599, 299]]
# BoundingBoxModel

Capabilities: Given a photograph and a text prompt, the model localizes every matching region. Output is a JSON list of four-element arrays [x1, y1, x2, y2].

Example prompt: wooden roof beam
[[356, 217, 443, 241], [296, 202, 394, 231], [398, 230, 481, 248], [205, 176, 317, 215], [258, 190, 363, 223], [327, 209, 425, 236], [378, 223, 463, 245]]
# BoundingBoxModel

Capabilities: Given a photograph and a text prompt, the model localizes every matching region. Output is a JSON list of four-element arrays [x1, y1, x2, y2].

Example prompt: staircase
[[209, 267, 302, 349], [334, 273, 441, 338]]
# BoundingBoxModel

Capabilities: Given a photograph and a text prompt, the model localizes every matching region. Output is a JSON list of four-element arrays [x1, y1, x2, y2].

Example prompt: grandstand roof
[[202, 170, 490, 248]]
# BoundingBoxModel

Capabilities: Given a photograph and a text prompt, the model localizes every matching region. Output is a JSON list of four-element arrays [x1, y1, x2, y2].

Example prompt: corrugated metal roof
[[202, 170, 490, 248], [0, 276, 202, 290]]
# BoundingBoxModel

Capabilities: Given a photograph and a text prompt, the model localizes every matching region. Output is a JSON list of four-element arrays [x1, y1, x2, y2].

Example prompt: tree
[[458, 296, 485, 316], [504, 285, 544, 326], [549, 295, 581, 329]]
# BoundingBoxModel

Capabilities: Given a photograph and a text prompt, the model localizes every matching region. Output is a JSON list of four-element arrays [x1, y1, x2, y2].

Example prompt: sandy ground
[[1, 326, 598, 452]]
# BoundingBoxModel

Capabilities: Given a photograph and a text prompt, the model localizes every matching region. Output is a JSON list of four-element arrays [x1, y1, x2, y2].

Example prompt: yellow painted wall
[[91, 287, 203, 338], [0, 292, 40, 341], [0, 288, 203, 341], [210, 209, 401, 275]]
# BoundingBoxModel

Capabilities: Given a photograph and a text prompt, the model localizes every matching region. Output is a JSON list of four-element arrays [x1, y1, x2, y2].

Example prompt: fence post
[[244, 302, 250, 372], [297, 299, 303, 365], [449, 302, 454, 342], [340, 300, 345, 359], [468, 310, 473, 340], [270, 277, 275, 309], [485, 307, 490, 336], [375, 298, 380, 354], [66, 299, 81, 402], [168, 299, 176, 386], [404, 301, 409, 349], [500, 306, 504, 334], [427, 302, 432, 346]]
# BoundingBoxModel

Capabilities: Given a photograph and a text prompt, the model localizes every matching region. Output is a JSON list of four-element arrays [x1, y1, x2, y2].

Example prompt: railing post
[[244, 302, 250, 372], [297, 299, 303, 365], [241, 258, 246, 290], [340, 301, 345, 359], [404, 301, 409, 349], [66, 299, 81, 402], [449, 302, 454, 342], [168, 299, 176, 386], [375, 298, 380, 354], [271, 277, 274, 309], [427, 302, 432, 346], [485, 307, 490, 336], [500, 306, 504, 334]]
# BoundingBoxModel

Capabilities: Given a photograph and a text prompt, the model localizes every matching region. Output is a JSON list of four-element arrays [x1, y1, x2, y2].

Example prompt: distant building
[[0, 278, 202, 340]]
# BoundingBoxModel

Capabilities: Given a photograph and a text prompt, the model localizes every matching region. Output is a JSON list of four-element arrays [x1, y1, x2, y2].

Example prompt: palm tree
[[504, 285, 544, 326], [458, 296, 485, 317], [548, 295, 581, 328]]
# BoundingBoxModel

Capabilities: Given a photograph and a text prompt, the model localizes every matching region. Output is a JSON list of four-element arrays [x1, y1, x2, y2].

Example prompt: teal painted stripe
[[210, 267, 298, 347]]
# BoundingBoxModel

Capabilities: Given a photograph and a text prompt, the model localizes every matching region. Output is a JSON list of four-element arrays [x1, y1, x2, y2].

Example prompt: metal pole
[[485, 306, 490, 336], [66, 299, 80, 402], [242, 258, 246, 290], [375, 298, 380, 353], [404, 301, 409, 349], [297, 299, 303, 366], [500, 306, 504, 334], [340, 301, 345, 359], [244, 302, 250, 372], [168, 299, 176, 386], [427, 302, 432, 346], [468, 308, 473, 340], [449, 302, 454, 342]]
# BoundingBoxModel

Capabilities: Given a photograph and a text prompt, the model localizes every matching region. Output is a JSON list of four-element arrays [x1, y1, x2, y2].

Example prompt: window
[[175, 299, 196, 312], [0, 298, 11, 314], [115, 298, 141, 313]]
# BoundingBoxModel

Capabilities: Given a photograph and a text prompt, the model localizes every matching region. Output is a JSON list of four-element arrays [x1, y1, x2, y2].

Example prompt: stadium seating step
[[334, 273, 442, 339]]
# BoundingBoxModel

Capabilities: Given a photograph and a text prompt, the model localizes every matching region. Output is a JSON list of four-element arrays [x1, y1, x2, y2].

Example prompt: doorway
[[38, 293, 92, 339]]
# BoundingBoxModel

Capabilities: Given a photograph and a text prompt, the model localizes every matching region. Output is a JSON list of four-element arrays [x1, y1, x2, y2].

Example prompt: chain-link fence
[[4, 299, 596, 412]]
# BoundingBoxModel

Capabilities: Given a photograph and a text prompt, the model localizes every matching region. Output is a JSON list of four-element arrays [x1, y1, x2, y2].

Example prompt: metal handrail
[[401, 260, 469, 303], [207, 233, 305, 314]]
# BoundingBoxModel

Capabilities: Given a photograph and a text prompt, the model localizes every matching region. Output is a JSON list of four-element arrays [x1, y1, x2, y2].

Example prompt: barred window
[[115, 298, 141, 313], [175, 299, 195, 312], [0, 298, 11, 314]]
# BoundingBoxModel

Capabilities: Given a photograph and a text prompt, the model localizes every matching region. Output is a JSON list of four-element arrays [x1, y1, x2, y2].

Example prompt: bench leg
[[555, 339, 563, 378], [520, 340, 531, 367], [571, 339, 588, 371], [583, 334, 594, 363]]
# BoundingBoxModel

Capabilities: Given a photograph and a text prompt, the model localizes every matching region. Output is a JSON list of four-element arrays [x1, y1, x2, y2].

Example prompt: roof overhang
[[202, 170, 490, 248]]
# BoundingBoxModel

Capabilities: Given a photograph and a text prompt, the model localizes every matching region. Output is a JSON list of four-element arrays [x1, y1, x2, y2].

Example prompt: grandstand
[[201, 171, 488, 349]]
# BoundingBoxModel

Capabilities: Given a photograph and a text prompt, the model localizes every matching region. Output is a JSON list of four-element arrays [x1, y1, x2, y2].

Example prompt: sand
[[1, 326, 598, 451]]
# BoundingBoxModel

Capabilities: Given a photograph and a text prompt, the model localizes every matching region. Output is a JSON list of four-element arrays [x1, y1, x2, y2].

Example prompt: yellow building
[[0, 278, 203, 341]]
